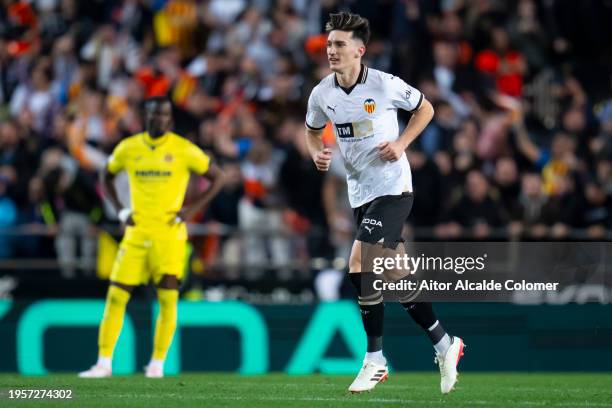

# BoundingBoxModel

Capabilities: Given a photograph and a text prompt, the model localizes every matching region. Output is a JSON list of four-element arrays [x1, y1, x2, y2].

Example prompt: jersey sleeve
[[305, 87, 328, 130], [185, 141, 210, 175], [107, 140, 127, 174], [385, 75, 424, 112]]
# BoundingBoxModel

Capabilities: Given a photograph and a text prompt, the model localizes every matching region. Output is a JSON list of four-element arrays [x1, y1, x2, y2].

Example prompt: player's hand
[[170, 209, 187, 225], [170, 207, 200, 225], [378, 141, 406, 162], [118, 208, 135, 226], [313, 148, 332, 171]]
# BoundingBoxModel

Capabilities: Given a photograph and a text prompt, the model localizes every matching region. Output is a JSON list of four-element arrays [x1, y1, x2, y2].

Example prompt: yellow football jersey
[[107, 131, 209, 232]]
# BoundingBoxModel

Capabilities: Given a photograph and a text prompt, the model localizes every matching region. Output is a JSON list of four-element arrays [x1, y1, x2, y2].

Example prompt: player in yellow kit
[[79, 96, 225, 378]]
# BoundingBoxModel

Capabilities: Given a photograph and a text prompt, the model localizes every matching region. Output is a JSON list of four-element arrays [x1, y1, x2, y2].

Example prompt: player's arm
[[102, 168, 134, 226], [398, 98, 435, 149], [305, 127, 332, 171], [379, 75, 435, 161], [379, 98, 434, 162], [305, 87, 332, 171], [176, 162, 225, 223], [103, 143, 134, 226]]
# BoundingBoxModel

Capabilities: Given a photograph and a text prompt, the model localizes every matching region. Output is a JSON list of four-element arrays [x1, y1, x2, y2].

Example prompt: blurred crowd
[[0, 0, 611, 276]]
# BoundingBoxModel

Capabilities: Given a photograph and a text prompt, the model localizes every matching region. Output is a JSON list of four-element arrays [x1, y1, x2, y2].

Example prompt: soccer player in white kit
[[305, 12, 465, 394]]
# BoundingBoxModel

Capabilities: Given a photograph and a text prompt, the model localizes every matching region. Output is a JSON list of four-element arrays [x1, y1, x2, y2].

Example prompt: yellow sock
[[98, 285, 131, 358], [152, 288, 179, 361]]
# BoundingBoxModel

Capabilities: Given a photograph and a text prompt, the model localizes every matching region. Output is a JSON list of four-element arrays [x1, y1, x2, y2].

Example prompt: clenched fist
[[313, 148, 332, 171], [378, 141, 406, 162]]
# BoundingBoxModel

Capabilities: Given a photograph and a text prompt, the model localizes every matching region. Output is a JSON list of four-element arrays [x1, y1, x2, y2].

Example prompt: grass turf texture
[[1, 373, 611, 407]]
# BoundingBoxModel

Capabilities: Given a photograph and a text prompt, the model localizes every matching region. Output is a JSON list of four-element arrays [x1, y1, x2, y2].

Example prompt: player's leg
[[146, 234, 185, 378], [400, 300, 464, 393], [97, 282, 135, 368], [79, 281, 135, 377], [389, 192, 465, 393], [349, 241, 385, 362], [347, 239, 389, 393], [146, 274, 179, 378], [348, 192, 420, 392], [401, 301, 451, 353], [79, 239, 146, 378], [346, 198, 390, 393]]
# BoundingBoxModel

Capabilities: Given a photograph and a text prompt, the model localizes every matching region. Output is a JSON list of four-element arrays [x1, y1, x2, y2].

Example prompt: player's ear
[[358, 46, 366, 57]]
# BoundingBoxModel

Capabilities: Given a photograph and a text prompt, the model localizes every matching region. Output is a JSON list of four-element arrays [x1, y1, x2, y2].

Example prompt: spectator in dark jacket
[[436, 170, 506, 239]]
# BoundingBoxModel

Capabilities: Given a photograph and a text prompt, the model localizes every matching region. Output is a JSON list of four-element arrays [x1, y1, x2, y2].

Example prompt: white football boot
[[435, 336, 465, 394], [144, 362, 164, 378], [348, 360, 389, 393], [78, 364, 112, 378]]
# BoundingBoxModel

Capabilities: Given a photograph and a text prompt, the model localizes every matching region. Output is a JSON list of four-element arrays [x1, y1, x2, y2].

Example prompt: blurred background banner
[[1, 300, 612, 374], [0, 0, 611, 288]]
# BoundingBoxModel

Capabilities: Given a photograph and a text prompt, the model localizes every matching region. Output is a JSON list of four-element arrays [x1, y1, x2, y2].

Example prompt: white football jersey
[[306, 65, 423, 208]]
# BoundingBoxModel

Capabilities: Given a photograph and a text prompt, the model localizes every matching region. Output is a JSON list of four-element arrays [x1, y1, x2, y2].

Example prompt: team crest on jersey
[[164, 154, 173, 162], [363, 98, 376, 114]]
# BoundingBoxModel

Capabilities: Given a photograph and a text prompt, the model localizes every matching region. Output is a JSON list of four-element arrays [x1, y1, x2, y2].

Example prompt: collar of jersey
[[333, 64, 368, 95], [142, 132, 170, 149]]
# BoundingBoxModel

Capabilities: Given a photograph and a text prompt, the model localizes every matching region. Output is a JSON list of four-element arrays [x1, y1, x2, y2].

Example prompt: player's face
[[146, 101, 172, 138], [327, 30, 364, 73]]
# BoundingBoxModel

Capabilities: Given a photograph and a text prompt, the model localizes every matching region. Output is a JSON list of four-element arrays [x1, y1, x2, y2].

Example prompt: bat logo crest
[[364, 98, 376, 114]]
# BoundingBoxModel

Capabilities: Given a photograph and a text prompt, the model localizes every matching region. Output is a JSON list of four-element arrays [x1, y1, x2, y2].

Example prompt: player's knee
[[110, 281, 135, 294], [380, 241, 410, 282], [157, 288, 178, 304], [348, 255, 361, 273], [157, 274, 179, 290], [348, 241, 362, 272], [348, 272, 383, 305], [106, 285, 131, 307]]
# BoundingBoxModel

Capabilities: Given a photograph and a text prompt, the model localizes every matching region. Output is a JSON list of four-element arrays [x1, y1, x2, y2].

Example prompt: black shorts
[[353, 192, 414, 248]]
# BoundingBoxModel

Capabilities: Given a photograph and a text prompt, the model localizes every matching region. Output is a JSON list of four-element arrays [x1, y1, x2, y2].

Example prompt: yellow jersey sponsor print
[[107, 131, 209, 235]]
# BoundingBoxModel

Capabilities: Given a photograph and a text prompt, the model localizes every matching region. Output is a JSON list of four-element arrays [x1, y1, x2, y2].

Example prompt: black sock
[[349, 273, 384, 352], [360, 303, 384, 351], [400, 301, 446, 344]]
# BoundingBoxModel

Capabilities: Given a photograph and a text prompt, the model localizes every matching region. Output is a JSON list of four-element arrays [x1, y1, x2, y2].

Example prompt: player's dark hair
[[144, 95, 172, 110], [325, 12, 370, 45]]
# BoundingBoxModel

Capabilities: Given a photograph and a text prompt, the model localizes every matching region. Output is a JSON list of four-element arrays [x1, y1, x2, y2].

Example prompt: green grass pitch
[[1, 373, 611, 407]]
